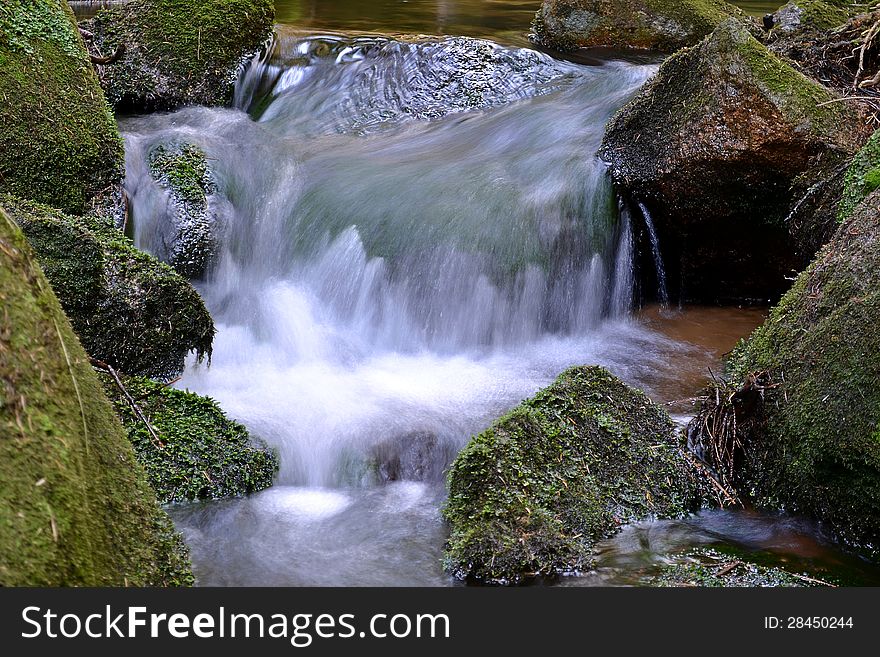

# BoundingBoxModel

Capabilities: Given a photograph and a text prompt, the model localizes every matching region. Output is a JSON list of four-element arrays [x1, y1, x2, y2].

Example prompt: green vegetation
[[0, 208, 192, 586], [85, 0, 275, 110], [773, 1, 869, 32], [532, 0, 743, 52], [649, 549, 815, 587], [0, 0, 124, 215], [1, 194, 214, 380], [839, 129, 880, 222], [443, 366, 710, 583], [148, 142, 219, 279], [101, 375, 278, 503], [727, 189, 880, 555]]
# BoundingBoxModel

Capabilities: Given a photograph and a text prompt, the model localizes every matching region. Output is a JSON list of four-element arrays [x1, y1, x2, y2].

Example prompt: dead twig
[[90, 358, 165, 449]]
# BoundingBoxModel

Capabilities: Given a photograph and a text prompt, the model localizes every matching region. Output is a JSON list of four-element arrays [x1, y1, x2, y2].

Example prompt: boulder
[[531, 0, 743, 53], [1, 194, 214, 380], [725, 188, 880, 555], [148, 141, 222, 279], [768, 0, 867, 34], [443, 366, 710, 583], [100, 375, 278, 503], [83, 0, 274, 111], [0, 208, 192, 586], [0, 0, 124, 215], [600, 20, 867, 302]]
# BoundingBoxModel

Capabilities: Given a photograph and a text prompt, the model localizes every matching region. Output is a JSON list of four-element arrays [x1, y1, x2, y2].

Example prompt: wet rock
[[726, 186, 880, 556], [100, 375, 278, 503], [531, 0, 744, 53], [148, 142, 222, 279], [0, 208, 192, 586], [371, 432, 444, 484], [600, 20, 868, 303], [443, 366, 711, 584], [0, 0, 124, 215], [1, 194, 215, 380], [83, 0, 274, 111]]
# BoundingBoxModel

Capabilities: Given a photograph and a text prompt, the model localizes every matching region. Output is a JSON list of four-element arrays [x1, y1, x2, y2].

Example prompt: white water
[[118, 34, 711, 585], [638, 201, 670, 308]]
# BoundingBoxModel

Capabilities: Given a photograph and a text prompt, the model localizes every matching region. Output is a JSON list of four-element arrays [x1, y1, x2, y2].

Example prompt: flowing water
[[116, 0, 880, 586]]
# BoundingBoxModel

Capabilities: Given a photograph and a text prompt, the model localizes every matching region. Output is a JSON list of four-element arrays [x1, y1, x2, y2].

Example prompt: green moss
[[86, 0, 274, 110], [100, 375, 278, 503], [839, 129, 880, 222], [532, 0, 744, 52], [148, 142, 218, 279], [0, 0, 124, 214], [0, 208, 192, 586], [1, 194, 215, 380], [443, 366, 710, 583], [777, 1, 868, 32], [649, 548, 815, 587], [727, 189, 880, 554]]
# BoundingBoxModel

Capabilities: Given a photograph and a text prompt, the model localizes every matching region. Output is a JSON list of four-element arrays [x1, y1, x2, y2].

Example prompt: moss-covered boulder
[[0, 0, 124, 215], [769, 0, 867, 33], [600, 20, 867, 303], [147, 142, 222, 279], [443, 366, 710, 583], [531, 0, 743, 52], [101, 375, 278, 503], [0, 208, 192, 586], [726, 188, 880, 555], [1, 194, 214, 380], [84, 0, 274, 111]]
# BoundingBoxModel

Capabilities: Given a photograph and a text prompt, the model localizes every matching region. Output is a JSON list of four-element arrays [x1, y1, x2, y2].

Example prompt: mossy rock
[[600, 19, 866, 302], [727, 188, 880, 555], [148, 141, 221, 279], [84, 0, 275, 111], [1, 194, 214, 380], [101, 375, 278, 503], [443, 366, 710, 584], [0, 0, 124, 215], [0, 208, 192, 586], [770, 1, 868, 33], [531, 0, 744, 52], [838, 128, 880, 222]]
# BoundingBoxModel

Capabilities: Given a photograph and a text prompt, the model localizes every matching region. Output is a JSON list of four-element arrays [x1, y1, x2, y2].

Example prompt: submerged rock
[[83, 0, 274, 111], [0, 0, 123, 214], [1, 194, 214, 380], [443, 366, 710, 583], [725, 187, 880, 556], [531, 0, 743, 52], [600, 20, 867, 302], [648, 548, 818, 587], [148, 141, 222, 279], [0, 208, 192, 586], [100, 375, 278, 503]]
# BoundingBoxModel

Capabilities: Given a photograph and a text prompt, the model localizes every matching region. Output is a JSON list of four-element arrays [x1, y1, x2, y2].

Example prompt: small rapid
[[117, 22, 874, 586]]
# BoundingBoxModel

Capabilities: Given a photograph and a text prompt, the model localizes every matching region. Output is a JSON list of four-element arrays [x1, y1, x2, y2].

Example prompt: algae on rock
[[84, 0, 275, 111], [101, 375, 278, 503], [0, 0, 124, 215], [0, 208, 192, 586], [1, 194, 214, 380], [443, 366, 710, 583], [147, 142, 222, 280], [532, 0, 743, 52]]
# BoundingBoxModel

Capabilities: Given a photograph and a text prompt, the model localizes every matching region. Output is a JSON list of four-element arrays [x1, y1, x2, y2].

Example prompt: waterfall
[[638, 201, 670, 308], [120, 33, 668, 584]]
